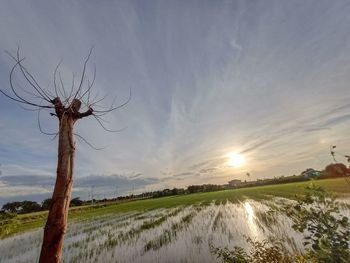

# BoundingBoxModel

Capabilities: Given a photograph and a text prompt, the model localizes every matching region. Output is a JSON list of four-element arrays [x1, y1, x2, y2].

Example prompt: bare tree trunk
[[2, 50, 125, 263], [39, 114, 75, 263]]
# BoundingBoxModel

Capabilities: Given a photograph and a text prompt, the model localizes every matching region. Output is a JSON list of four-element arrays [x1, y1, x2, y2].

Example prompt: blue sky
[[1, 0, 350, 205]]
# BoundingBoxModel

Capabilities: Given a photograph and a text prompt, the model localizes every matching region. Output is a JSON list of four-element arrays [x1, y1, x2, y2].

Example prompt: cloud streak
[[1, 0, 350, 204]]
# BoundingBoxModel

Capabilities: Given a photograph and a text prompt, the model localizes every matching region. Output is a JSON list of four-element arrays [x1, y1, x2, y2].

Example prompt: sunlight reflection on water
[[243, 201, 259, 238]]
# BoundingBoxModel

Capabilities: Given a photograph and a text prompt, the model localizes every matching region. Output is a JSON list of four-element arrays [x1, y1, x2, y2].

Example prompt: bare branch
[[93, 114, 126, 133], [38, 107, 58, 136], [16, 83, 45, 100], [58, 72, 67, 99], [93, 87, 131, 114], [74, 107, 94, 120], [53, 60, 62, 98], [13, 48, 52, 103], [89, 93, 108, 108], [50, 133, 59, 141], [63, 72, 76, 105], [0, 58, 53, 109], [18, 103, 50, 112], [74, 133, 105, 150], [18, 62, 53, 103], [79, 63, 96, 101], [73, 47, 93, 101]]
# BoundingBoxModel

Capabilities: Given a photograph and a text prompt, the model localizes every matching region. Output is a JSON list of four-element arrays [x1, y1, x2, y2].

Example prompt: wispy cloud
[[172, 172, 194, 178], [199, 168, 217, 174], [1, 0, 350, 204]]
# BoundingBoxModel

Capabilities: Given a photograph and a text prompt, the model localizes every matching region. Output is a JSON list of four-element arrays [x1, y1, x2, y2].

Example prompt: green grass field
[[2, 178, 349, 239]]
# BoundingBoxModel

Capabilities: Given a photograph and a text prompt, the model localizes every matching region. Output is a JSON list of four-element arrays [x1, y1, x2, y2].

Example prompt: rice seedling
[[0, 196, 348, 263]]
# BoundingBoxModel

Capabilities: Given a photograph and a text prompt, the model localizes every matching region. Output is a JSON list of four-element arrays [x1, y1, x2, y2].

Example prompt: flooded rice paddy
[[1, 198, 349, 263]]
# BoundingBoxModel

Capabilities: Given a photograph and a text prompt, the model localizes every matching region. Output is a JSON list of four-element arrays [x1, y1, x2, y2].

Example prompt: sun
[[227, 152, 245, 168]]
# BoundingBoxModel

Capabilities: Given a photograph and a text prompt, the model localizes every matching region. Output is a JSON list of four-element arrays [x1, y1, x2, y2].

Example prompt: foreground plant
[[211, 237, 296, 263], [0, 211, 17, 238], [284, 184, 349, 263]]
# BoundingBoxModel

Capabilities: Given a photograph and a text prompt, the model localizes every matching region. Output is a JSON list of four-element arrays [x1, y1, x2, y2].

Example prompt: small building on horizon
[[301, 168, 320, 178], [228, 179, 242, 187]]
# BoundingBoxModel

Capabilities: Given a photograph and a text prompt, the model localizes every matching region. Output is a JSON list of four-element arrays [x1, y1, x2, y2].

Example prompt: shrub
[[283, 184, 349, 262], [211, 238, 296, 263]]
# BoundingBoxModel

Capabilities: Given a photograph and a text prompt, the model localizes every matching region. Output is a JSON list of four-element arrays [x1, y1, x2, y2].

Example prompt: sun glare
[[227, 152, 245, 167]]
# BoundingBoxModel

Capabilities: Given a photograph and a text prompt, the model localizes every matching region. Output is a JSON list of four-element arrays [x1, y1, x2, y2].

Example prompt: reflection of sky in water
[[3, 199, 348, 262], [244, 201, 259, 238]]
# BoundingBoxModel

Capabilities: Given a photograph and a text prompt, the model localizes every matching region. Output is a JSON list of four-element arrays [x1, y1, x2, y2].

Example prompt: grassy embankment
[[2, 178, 349, 239]]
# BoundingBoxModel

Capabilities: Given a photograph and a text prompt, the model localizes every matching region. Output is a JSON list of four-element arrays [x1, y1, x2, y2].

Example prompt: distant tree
[[322, 163, 350, 179], [20, 201, 41, 213], [170, 188, 183, 195], [326, 145, 350, 186], [70, 197, 83, 207], [0, 48, 130, 262], [187, 185, 202, 193], [41, 198, 52, 210], [2, 201, 41, 214], [2, 202, 21, 213]]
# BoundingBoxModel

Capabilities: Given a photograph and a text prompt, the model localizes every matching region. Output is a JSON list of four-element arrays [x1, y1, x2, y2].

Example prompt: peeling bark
[[39, 98, 92, 263], [39, 114, 75, 263]]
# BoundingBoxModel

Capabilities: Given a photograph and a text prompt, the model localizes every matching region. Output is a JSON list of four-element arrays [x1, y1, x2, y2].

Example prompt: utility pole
[[90, 186, 94, 205]]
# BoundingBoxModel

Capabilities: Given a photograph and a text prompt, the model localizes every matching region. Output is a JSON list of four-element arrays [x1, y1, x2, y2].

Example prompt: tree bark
[[39, 114, 75, 263]]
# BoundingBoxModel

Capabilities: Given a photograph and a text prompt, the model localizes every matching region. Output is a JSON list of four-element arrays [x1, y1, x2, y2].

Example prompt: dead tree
[[0, 48, 130, 263]]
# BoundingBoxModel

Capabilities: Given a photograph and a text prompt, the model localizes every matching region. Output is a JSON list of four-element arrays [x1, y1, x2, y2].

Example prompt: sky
[[1, 0, 350, 205]]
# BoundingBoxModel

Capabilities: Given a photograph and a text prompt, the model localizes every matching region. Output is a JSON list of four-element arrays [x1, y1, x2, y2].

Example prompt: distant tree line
[[105, 188, 187, 202], [101, 185, 224, 204], [226, 162, 350, 190], [2, 162, 349, 215], [111, 162, 350, 202], [187, 184, 225, 193], [1, 197, 83, 214]]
